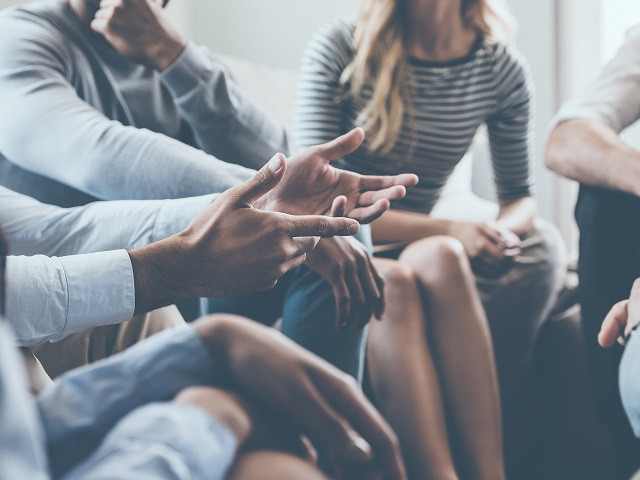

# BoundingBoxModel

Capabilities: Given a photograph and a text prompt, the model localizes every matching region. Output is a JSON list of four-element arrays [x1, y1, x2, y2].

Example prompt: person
[[545, 22, 640, 478], [0, 226, 408, 480], [294, 0, 564, 477], [1, 137, 414, 378], [0, 0, 417, 380]]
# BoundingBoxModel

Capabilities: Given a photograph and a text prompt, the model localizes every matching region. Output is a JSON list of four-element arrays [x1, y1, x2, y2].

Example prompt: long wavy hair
[[340, 0, 515, 155]]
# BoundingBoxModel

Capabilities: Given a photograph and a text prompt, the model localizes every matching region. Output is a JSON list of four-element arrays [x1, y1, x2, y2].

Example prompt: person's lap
[[575, 184, 640, 477]]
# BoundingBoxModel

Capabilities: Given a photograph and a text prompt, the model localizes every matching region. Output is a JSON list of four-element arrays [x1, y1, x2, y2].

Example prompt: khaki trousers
[[23, 305, 184, 395]]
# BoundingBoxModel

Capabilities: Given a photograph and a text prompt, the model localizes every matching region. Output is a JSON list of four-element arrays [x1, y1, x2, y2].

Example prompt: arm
[[545, 118, 640, 196], [0, 186, 213, 256], [545, 25, 640, 195], [0, 17, 255, 201], [90, 0, 289, 168]]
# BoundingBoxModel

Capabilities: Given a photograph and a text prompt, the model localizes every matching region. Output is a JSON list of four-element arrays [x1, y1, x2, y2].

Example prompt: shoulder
[[0, 1, 72, 67], [302, 18, 356, 73], [483, 41, 533, 102]]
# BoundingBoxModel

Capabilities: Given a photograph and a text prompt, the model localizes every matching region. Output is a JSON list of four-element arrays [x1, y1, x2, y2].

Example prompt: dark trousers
[[575, 185, 640, 478]]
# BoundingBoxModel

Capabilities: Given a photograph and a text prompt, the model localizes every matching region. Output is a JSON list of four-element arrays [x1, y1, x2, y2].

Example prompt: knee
[[376, 260, 415, 293], [399, 236, 470, 285], [228, 451, 330, 480]]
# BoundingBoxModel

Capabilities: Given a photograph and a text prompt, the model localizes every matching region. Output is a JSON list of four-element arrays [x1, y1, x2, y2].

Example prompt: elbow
[[544, 128, 568, 175]]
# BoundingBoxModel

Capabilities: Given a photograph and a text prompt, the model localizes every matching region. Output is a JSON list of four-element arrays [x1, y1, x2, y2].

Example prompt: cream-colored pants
[[23, 306, 184, 395]]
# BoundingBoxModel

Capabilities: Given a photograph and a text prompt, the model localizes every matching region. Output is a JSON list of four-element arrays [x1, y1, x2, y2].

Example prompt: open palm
[[257, 128, 418, 223]]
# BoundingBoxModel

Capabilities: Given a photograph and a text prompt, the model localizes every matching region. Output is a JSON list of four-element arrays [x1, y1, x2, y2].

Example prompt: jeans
[[203, 227, 372, 381]]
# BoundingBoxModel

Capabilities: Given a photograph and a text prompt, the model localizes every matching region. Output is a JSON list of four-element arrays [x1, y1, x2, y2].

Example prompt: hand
[[448, 221, 521, 278], [305, 236, 385, 330], [599, 278, 640, 347], [194, 315, 407, 479], [129, 154, 360, 312], [256, 128, 419, 224], [90, 0, 185, 71]]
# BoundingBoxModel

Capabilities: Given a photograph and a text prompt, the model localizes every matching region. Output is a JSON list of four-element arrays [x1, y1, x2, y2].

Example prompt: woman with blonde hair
[[295, 0, 564, 478]]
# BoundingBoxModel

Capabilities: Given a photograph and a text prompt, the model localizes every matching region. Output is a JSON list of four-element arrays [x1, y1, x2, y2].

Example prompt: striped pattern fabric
[[294, 20, 535, 213]]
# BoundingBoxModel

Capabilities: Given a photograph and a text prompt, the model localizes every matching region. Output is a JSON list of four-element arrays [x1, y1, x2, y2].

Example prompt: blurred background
[[2, 0, 640, 253]]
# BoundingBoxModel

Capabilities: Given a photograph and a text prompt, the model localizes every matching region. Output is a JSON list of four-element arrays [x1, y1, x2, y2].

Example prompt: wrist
[[147, 33, 186, 71], [128, 234, 192, 314]]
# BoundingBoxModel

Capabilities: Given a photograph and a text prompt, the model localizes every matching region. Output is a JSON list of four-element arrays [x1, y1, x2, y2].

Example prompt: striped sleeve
[[486, 44, 535, 203], [293, 20, 354, 152]]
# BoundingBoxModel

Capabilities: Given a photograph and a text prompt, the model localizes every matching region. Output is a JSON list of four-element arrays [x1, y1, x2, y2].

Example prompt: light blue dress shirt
[[0, 186, 213, 346], [0, 321, 238, 480]]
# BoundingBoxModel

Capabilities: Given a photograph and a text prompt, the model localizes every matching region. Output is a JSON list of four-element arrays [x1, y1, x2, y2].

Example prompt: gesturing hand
[[257, 128, 419, 224], [194, 315, 407, 479], [90, 0, 185, 71], [129, 155, 360, 313], [448, 221, 521, 278], [305, 236, 384, 330], [599, 278, 640, 347]]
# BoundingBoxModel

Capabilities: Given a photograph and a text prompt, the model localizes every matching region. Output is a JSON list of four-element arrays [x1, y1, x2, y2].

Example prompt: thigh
[[31, 305, 184, 379], [576, 185, 640, 408]]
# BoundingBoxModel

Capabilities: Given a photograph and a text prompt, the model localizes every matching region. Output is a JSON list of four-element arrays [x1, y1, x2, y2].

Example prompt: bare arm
[[496, 196, 537, 237], [370, 209, 455, 245], [546, 119, 640, 196]]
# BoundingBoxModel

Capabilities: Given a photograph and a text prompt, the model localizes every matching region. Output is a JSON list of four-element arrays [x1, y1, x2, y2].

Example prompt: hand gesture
[[194, 315, 407, 479], [129, 155, 360, 312], [90, 0, 185, 71], [448, 221, 521, 278], [257, 128, 419, 224], [599, 278, 640, 347]]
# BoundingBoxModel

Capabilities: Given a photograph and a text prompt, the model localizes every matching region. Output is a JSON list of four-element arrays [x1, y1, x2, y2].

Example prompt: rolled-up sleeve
[[62, 403, 237, 480], [6, 250, 135, 346]]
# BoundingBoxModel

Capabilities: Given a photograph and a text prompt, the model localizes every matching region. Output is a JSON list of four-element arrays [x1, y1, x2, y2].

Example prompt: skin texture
[[545, 118, 640, 197], [599, 278, 640, 348], [129, 155, 361, 313], [193, 314, 407, 479], [362, 1, 518, 478], [71, 0, 419, 332]]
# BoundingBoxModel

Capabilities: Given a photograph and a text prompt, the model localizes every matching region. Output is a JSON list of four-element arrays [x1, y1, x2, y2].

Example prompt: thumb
[[233, 153, 286, 206]]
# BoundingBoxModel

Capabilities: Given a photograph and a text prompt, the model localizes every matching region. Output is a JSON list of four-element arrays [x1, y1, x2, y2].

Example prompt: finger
[[332, 278, 351, 329], [232, 153, 286, 206], [343, 262, 367, 329], [291, 380, 375, 468], [480, 223, 504, 245], [359, 173, 419, 190], [599, 300, 629, 347], [358, 185, 407, 206], [362, 253, 384, 320], [290, 236, 321, 258], [354, 254, 381, 328], [346, 198, 390, 224], [284, 215, 360, 237], [481, 240, 508, 262], [319, 377, 407, 479], [330, 195, 347, 217], [315, 127, 365, 162]]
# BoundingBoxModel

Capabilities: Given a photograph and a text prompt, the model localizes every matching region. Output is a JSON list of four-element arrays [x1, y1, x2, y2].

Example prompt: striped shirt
[[294, 20, 535, 214]]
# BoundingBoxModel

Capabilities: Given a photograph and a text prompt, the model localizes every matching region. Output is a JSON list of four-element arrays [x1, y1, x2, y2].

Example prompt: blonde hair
[[340, 0, 516, 155]]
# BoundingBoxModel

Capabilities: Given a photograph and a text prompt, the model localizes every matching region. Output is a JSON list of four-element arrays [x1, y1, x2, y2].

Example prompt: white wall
[[185, 0, 358, 70]]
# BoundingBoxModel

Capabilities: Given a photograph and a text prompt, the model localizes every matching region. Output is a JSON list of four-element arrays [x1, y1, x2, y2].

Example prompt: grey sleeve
[[0, 17, 254, 201], [487, 46, 535, 203], [161, 42, 290, 168]]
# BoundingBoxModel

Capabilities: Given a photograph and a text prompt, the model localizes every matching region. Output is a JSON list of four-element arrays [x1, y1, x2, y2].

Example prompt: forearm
[[496, 197, 537, 237], [371, 208, 454, 244], [545, 119, 640, 196]]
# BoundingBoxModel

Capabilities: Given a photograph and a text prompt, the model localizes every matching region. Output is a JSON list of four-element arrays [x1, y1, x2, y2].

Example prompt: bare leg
[[226, 451, 329, 480], [398, 236, 504, 480], [368, 258, 458, 480]]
